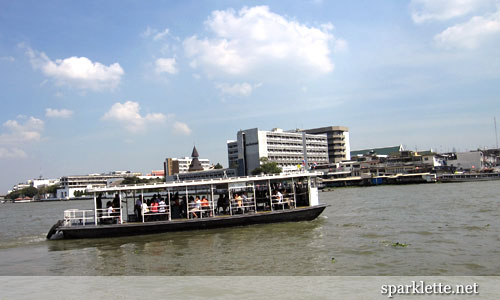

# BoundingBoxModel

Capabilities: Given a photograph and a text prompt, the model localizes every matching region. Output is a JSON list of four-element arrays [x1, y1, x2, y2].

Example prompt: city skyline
[[1, 1, 500, 193]]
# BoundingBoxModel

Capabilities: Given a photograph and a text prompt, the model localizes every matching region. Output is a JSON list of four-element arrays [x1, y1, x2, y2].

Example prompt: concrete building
[[227, 140, 238, 169], [303, 126, 350, 163], [164, 156, 211, 175], [56, 172, 138, 199], [232, 127, 328, 176], [28, 178, 60, 189], [445, 151, 485, 171]]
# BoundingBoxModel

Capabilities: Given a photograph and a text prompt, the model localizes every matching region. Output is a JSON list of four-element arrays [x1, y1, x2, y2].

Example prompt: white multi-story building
[[28, 178, 60, 189], [231, 128, 328, 175], [56, 172, 138, 199]]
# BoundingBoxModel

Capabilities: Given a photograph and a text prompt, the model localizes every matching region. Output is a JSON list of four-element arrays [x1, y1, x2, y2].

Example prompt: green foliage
[[73, 190, 85, 197], [251, 157, 282, 175], [45, 184, 60, 194], [214, 163, 223, 169], [6, 186, 39, 199], [121, 176, 164, 185]]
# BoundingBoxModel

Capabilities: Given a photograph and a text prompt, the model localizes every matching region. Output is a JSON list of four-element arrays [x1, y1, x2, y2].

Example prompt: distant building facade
[[227, 140, 238, 169], [303, 126, 350, 163], [164, 148, 211, 176], [230, 127, 329, 176]]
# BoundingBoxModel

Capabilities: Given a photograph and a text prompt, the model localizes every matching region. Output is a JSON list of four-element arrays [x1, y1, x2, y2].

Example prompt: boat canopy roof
[[87, 172, 320, 193]]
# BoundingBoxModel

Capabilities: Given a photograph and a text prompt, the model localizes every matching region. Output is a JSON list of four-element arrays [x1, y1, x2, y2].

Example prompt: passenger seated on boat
[[141, 201, 149, 222], [151, 200, 159, 221], [190, 196, 202, 218], [159, 198, 167, 220], [272, 190, 285, 209], [234, 194, 243, 214], [103, 201, 117, 224], [106, 201, 114, 216], [201, 196, 211, 217]]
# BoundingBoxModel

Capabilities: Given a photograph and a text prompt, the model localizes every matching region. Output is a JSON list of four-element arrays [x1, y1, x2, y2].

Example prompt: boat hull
[[57, 204, 327, 239]]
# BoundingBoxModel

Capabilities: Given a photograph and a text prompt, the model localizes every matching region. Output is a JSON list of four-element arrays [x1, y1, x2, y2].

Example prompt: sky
[[1, 0, 500, 193]]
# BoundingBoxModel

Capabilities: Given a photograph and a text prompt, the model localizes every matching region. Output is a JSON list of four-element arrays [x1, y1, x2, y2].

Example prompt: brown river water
[[0, 181, 499, 276]]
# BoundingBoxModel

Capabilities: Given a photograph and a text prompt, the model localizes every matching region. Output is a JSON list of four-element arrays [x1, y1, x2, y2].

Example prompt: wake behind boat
[[47, 172, 327, 239]]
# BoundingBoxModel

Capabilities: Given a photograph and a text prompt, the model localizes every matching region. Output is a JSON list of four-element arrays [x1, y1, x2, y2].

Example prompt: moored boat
[[47, 172, 327, 239], [438, 172, 500, 183]]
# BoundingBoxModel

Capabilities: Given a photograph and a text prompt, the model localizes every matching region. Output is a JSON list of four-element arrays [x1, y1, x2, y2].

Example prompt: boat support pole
[[119, 191, 123, 224], [141, 189, 144, 223], [167, 188, 171, 221], [93, 192, 98, 226], [268, 179, 273, 211]]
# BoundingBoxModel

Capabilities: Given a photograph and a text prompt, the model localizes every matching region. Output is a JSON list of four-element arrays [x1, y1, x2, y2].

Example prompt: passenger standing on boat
[[112, 194, 120, 209], [96, 193, 103, 223], [217, 194, 227, 214], [135, 196, 142, 220], [171, 198, 182, 219]]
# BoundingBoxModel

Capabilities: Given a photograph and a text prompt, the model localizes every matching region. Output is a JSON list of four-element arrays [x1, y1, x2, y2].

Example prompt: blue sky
[[1, 0, 500, 192]]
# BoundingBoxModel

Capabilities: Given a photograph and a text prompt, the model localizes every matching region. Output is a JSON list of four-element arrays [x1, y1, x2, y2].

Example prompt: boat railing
[[142, 205, 170, 222], [187, 202, 213, 219], [63, 209, 95, 227], [96, 208, 121, 224], [271, 193, 296, 210], [229, 196, 256, 215]]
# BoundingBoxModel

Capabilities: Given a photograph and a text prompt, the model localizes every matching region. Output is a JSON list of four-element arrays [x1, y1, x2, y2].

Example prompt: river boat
[[47, 172, 327, 239], [438, 172, 500, 183]]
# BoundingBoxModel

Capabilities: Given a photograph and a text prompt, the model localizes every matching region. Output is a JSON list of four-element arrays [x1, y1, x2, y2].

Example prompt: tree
[[251, 157, 282, 175], [214, 163, 223, 169], [6, 186, 39, 199]]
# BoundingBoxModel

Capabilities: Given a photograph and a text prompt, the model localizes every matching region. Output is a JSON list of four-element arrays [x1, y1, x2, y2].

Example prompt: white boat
[[47, 172, 327, 239]]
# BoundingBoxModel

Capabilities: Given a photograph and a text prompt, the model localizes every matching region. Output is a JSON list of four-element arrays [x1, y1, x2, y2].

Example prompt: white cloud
[[410, 0, 492, 23], [173, 121, 191, 135], [183, 6, 343, 77], [102, 101, 166, 133], [25, 47, 124, 91], [0, 56, 15, 62], [0, 147, 27, 159], [155, 57, 178, 74], [154, 28, 170, 41], [2, 117, 44, 142], [216, 82, 261, 97], [0, 116, 44, 159], [45, 108, 73, 119], [434, 10, 500, 49]]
